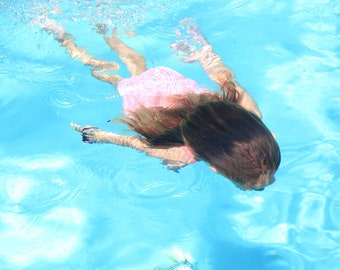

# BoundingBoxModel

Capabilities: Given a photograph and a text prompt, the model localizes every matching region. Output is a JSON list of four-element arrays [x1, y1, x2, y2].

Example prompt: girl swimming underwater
[[38, 18, 280, 190]]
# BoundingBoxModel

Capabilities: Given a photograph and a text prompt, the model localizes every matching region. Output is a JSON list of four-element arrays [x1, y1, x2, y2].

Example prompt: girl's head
[[180, 101, 281, 190]]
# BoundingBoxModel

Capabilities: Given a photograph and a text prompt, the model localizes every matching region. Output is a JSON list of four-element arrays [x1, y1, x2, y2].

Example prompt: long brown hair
[[120, 92, 225, 144], [120, 87, 280, 189], [180, 101, 280, 189], [120, 82, 238, 142]]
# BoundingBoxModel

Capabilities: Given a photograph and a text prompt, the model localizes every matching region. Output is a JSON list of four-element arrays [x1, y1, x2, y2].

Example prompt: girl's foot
[[32, 15, 65, 41]]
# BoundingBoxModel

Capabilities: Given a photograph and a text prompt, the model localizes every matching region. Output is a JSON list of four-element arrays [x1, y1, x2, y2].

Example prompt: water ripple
[[262, 247, 305, 270], [112, 160, 197, 199], [48, 89, 82, 108], [0, 154, 91, 213], [0, 154, 94, 267], [328, 197, 340, 230]]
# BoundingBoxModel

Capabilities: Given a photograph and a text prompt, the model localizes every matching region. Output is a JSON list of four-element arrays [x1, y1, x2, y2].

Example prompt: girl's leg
[[36, 16, 122, 84], [104, 35, 147, 76], [61, 37, 123, 84]]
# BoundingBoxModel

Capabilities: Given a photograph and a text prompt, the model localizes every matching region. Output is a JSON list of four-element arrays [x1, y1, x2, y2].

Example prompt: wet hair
[[120, 89, 280, 190], [180, 101, 280, 189], [120, 92, 225, 142]]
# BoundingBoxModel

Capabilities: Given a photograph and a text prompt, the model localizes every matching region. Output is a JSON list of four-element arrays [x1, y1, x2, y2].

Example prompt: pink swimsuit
[[117, 67, 210, 164], [117, 66, 209, 113]]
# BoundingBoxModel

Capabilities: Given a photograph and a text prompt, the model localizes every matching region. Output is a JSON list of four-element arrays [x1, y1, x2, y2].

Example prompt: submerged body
[[39, 18, 280, 190]]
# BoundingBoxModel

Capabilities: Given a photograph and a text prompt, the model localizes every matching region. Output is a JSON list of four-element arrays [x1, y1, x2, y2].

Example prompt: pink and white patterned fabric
[[117, 66, 209, 113]]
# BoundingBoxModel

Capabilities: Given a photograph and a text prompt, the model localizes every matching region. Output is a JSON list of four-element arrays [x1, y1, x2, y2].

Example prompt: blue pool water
[[1, 0, 340, 269]]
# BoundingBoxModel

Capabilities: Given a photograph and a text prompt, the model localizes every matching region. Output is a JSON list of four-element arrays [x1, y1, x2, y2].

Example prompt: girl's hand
[[170, 25, 211, 63], [70, 122, 100, 143], [170, 43, 214, 63]]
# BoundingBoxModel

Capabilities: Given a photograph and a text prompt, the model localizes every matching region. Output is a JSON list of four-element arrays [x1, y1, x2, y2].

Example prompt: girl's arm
[[171, 26, 262, 118], [70, 123, 194, 169], [190, 45, 262, 118]]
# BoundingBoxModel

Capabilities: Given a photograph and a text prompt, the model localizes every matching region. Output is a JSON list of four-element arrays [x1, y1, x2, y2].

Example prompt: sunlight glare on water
[[1, 0, 340, 269], [0, 155, 90, 267]]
